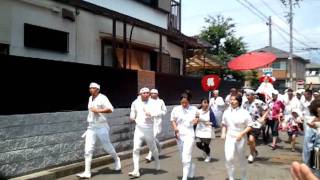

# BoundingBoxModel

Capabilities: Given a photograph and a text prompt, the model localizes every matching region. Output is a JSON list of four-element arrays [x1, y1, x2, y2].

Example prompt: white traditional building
[[0, 0, 202, 75]]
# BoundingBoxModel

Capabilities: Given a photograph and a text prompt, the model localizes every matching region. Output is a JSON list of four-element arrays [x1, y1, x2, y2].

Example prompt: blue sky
[[181, 0, 320, 63]]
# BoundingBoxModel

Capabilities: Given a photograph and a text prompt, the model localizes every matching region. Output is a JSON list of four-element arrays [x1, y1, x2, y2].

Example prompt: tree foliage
[[200, 15, 247, 81], [200, 15, 246, 65], [244, 70, 260, 88]]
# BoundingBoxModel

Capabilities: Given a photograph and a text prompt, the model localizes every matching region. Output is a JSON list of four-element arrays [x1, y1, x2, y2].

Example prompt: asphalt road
[[59, 132, 302, 180]]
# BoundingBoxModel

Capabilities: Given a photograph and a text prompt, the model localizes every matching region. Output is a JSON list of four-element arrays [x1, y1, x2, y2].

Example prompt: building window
[[134, 0, 157, 7], [272, 61, 281, 69], [170, 57, 181, 75], [0, 44, 9, 55], [102, 42, 115, 67], [150, 51, 158, 72], [271, 61, 286, 70], [161, 54, 170, 73], [24, 23, 69, 53]]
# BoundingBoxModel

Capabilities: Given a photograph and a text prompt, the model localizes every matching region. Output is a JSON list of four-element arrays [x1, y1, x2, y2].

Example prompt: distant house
[[185, 37, 222, 75], [306, 63, 320, 89], [253, 46, 309, 90]]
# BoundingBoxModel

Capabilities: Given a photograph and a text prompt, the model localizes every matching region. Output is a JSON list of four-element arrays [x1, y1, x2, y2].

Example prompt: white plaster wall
[[0, 0, 12, 44], [2, 0, 185, 69], [126, 25, 159, 48], [84, 0, 168, 29], [8, 0, 76, 62]]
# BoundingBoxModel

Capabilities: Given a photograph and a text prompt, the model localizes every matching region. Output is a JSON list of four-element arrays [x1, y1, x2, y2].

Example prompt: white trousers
[[177, 135, 195, 180], [133, 125, 159, 172], [224, 135, 248, 180], [146, 118, 162, 160], [214, 110, 223, 126], [84, 125, 117, 160]]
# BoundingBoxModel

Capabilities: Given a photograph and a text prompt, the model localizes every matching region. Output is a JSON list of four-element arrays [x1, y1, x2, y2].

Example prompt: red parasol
[[228, 52, 277, 70]]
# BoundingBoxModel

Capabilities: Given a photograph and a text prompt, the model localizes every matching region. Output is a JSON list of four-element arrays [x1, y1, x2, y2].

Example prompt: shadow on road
[[159, 154, 171, 160], [196, 157, 219, 163], [177, 176, 205, 180], [91, 167, 122, 177], [140, 168, 167, 175]]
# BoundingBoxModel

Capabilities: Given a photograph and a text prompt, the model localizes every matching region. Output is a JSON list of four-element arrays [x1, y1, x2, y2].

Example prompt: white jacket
[[130, 97, 158, 128]]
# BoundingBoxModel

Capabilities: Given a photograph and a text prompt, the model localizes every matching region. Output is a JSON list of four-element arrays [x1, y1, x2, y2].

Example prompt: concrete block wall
[[0, 106, 175, 177]]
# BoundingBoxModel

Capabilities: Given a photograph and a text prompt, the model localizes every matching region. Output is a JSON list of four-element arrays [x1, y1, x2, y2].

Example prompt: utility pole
[[267, 16, 272, 47], [289, 0, 295, 89]]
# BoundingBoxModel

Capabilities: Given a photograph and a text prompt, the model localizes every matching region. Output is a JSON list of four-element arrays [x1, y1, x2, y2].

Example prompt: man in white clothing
[[209, 90, 225, 126], [256, 75, 275, 102], [301, 89, 316, 167], [145, 89, 167, 162], [77, 82, 121, 178], [225, 88, 237, 107], [284, 88, 301, 116], [129, 87, 160, 177]]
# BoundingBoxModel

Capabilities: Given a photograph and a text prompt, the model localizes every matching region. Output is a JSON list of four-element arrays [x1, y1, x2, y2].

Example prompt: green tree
[[245, 70, 260, 88], [200, 15, 247, 81], [200, 15, 247, 65]]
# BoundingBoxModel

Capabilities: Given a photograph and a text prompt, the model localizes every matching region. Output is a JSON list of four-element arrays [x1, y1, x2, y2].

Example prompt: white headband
[[89, 82, 100, 89]]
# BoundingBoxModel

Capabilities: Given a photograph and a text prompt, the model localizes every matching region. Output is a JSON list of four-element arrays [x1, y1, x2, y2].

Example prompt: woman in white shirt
[[195, 98, 214, 162], [221, 94, 253, 180], [171, 92, 198, 180]]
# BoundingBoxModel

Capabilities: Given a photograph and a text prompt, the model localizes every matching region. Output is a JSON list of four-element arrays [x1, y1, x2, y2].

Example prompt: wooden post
[[112, 18, 117, 67], [182, 42, 186, 75], [123, 22, 127, 69], [158, 34, 162, 72]]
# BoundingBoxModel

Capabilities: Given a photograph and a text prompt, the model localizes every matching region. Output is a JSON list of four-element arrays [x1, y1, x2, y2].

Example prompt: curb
[[11, 139, 177, 180]]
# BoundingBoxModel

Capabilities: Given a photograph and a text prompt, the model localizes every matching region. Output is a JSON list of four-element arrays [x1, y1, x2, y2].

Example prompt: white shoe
[[128, 170, 140, 177], [247, 154, 254, 163], [204, 156, 211, 163], [188, 163, 195, 178], [114, 157, 121, 171], [76, 171, 91, 178]]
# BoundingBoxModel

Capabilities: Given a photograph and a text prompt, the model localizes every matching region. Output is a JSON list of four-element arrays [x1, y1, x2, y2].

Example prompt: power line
[[235, 0, 266, 23], [236, 0, 320, 59], [259, 0, 318, 45], [239, 0, 316, 50], [236, 0, 320, 58], [242, 0, 268, 19]]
